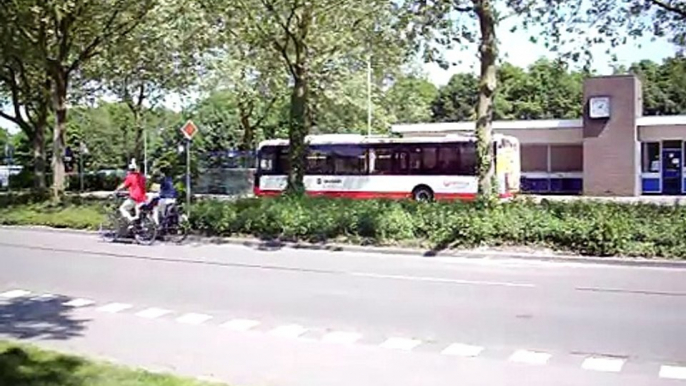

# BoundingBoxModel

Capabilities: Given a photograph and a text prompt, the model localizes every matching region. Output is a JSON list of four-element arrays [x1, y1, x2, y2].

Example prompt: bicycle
[[153, 198, 189, 244], [98, 192, 158, 245]]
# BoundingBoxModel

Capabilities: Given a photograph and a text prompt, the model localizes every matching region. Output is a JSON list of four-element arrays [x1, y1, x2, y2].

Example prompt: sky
[[1, 17, 678, 134], [423, 13, 678, 86]]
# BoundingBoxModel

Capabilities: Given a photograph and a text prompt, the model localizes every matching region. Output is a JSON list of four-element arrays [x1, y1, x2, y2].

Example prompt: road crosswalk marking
[[0, 289, 31, 298], [176, 313, 213, 325], [509, 350, 551, 365], [269, 324, 308, 338], [322, 331, 362, 344], [221, 319, 261, 331], [97, 303, 133, 313], [380, 337, 422, 351], [63, 298, 95, 307], [659, 365, 686, 380], [441, 343, 484, 357], [581, 357, 625, 373], [136, 308, 172, 319]]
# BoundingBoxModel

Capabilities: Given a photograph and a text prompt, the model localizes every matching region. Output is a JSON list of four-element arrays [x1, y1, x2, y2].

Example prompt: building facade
[[391, 75, 686, 196]]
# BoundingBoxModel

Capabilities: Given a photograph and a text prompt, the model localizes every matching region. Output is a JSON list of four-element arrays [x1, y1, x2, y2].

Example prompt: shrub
[[5, 193, 686, 258], [186, 196, 686, 258]]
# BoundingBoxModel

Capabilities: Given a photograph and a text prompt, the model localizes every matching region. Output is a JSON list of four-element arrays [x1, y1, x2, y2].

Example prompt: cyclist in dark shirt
[[152, 167, 177, 225]]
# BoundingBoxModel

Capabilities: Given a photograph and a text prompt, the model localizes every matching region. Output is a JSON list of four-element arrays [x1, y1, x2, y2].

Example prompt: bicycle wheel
[[163, 208, 189, 244], [134, 214, 158, 246], [99, 213, 119, 243]]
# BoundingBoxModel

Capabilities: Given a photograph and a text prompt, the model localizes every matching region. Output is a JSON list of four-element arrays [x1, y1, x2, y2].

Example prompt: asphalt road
[[0, 227, 685, 385]]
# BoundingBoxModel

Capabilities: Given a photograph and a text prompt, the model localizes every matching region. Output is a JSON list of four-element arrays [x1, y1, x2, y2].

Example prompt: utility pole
[[367, 54, 372, 136]]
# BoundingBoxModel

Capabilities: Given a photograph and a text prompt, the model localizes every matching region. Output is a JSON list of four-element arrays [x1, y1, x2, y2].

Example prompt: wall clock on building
[[589, 96, 611, 119]]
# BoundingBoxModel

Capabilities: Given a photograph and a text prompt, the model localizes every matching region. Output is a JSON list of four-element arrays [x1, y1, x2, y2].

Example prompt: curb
[[3, 225, 686, 269]]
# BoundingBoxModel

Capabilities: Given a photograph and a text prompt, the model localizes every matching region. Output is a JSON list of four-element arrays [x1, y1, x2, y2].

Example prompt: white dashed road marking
[[136, 308, 172, 319], [659, 365, 686, 380], [441, 343, 484, 357], [581, 357, 625, 373], [509, 350, 551, 365], [97, 303, 133, 313], [0, 289, 31, 298], [35, 294, 57, 300], [379, 337, 422, 351], [350, 272, 535, 288], [63, 298, 95, 307], [269, 324, 308, 338], [322, 331, 362, 345], [176, 313, 213, 325], [221, 319, 261, 331]]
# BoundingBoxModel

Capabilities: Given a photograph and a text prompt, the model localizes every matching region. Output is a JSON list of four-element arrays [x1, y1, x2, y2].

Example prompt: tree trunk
[[238, 101, 254, 152], [132, 108, 143, 167], [474, 0, 498, 199], [286, 62, 309, 194], [32, 120, 47, 191], [51, 68, 68, 198]]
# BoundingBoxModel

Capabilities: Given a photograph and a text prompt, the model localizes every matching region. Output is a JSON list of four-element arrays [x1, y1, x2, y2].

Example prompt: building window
[[641, 142, 660, 173], [520, 145, 548, 172], [550, 145, 583, 172]]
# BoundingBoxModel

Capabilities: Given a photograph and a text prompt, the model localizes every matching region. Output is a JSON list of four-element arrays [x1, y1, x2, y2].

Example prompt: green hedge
[[190, 196, 686, 258], [3, 193, 686, 258], [0, 194, 105, 230]]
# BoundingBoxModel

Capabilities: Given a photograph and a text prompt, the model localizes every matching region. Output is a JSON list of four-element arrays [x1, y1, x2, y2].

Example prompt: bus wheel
[[412, 186, 434, 202]]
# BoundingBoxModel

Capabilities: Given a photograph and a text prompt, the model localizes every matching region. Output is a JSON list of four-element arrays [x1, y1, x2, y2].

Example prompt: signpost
[[180, 120, 198, 214], [4, 144, 13, 192]]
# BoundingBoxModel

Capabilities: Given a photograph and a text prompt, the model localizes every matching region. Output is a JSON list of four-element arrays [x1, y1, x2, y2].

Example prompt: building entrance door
[[662, 147, 682, 195]]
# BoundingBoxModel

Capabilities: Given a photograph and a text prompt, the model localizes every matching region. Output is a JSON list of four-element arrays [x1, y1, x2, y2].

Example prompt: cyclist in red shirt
[[115, 160, 147, 224]]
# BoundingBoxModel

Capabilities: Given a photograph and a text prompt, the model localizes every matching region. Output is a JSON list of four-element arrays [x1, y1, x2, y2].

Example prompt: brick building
[[391, 75, 686, 196]]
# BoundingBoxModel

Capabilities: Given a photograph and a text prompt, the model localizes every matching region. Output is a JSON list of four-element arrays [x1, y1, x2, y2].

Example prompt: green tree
[[521, 1, 686, 69], [499, 59, 583, 120], [0, 6, 51, 190], [0, 127, 8, 153], [208, 0, 412, 193], [90, 0, 212, 164], [658, 55, 686, 115], [309, 69, 397, 134], [403, 0, 545, 199], [0, 0, 156, 197], [431, 73, 479, 122], [383, 76, 438, 124], [203, 41, 289, 151]]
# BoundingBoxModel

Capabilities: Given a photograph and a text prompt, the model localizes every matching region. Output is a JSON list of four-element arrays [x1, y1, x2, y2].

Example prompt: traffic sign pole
[[186, 139, 191, 216], [179, 120, 198, 216]]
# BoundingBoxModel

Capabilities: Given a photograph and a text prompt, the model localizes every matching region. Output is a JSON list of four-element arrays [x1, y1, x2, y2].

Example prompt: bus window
[[258, 149, 275, 173], [395, 151, 409, 174], [277, 147, 290, 174], [370, 147, 393, 175], [307, 147, 334, 175], [438, 145, 459, 175], [457, 142, 477, 175], [422, 146, 439, 174], [409, 147, 422, 172], [331, 145, 367, 175]]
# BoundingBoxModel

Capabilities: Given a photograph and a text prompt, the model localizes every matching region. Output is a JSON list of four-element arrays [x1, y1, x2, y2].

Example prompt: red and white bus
[[254, 134, 520, 201]]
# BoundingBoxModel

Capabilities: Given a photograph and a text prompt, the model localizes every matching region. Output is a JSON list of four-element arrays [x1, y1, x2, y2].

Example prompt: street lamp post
[[79, 141, 89, 192]]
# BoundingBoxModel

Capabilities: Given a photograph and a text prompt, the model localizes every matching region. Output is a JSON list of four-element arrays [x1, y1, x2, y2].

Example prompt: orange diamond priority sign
[[180, 120, 198, 140]]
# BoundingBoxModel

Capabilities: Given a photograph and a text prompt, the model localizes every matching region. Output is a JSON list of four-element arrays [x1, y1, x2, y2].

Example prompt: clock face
[[589, 96, 610, 118]]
